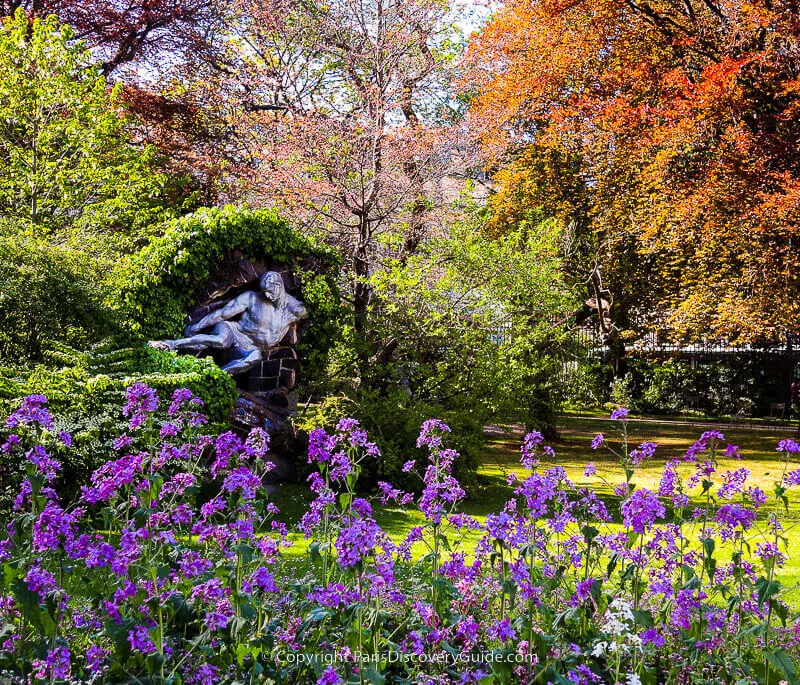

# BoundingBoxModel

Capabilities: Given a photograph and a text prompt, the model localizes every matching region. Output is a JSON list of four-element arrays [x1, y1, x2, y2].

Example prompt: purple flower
[[128, 625, 157, 655], [455, 617, 480, 645], [85, 645, 107, 674], [12, 480, 33, 512], [686, 430, 725, 461], [308, 428, 335, 463], [25, 564, 58, 599], [756, 542, 787, 566], [245, 427, 271, 459], [187, 663, 219, 685], [243, 567, 278, 594], [521, 430, 544, 468], [614, 482, 629, 498], [571, 578, 597, 606], [591, 433, 605, 450], [221, 467, 261, 500], [610, 407, 629, 421], [568, 665, 601, 684], [204, 600, 234, 631], [113, 435, 134, 451], [211, 431, 244, 477], [31, 646, 70, 681], [26, 446, 61, 481], [640, 628, 666, 647], [402, 460, 416, 472], [584, 462, 597, 477], [335, 515, 381, 568], [621, 489, 665, 533], [488, 618, 516, 643], [1, 434, 19, 454], [329, 450, 354, 480], [123, 382, 159, 429], [336, 418, 359, 432], [81, 453, 142, 504], [318, 666, 343, 685], [784, 469, 800, 487], [416, 419, 451, 449], [777, 439, 800, 453], [748, 486, 767, 506], [718, 468, 750, 499], [630, 441, 657, 466], [6, 394, 54, 429], [715, 504, 756, 539], [515, 472, 557, 517], [32, 501, 80, 552], [724, 444, 741, 459], [308, 583, 359, 608], [168, 389, 206, 427], [377, 481, 412, 505]]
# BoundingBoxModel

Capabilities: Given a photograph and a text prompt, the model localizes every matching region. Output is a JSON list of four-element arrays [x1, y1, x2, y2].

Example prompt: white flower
[[626, 674, 642, 685], [609, 596, 635, 623], [592, 641, 607, 657]]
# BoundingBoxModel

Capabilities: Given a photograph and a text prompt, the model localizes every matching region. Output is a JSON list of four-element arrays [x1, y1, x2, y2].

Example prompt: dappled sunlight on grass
[[271, 415, 800, 605]]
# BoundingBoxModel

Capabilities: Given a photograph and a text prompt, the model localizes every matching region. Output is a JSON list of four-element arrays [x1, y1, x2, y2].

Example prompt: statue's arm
[[187, 293, 251, 334], [288, 297, 309, 320]]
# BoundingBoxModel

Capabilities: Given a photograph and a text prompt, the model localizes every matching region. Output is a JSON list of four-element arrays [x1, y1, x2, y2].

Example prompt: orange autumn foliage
[[466, 0, 800, 342]]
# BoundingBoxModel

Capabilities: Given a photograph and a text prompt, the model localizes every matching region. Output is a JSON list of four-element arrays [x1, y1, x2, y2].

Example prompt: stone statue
[[149, 271, 308, 374]]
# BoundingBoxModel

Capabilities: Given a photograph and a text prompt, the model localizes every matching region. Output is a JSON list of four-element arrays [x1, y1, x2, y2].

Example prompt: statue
[[149, 271, 308, 375]]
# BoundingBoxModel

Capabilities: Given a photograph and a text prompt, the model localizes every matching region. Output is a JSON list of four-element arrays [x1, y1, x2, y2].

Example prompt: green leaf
[[756, 577, 781, 607], [765, 649, 797, 685], [581, 525, 599, 545]]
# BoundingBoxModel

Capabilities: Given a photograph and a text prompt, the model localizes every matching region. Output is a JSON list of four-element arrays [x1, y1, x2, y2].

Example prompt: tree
[[0, 0, 223, 76], [367, 213, 579, 432], [0, 9, 170, 251], [204, 0, 467, 359], [466, 0, 800, 342]]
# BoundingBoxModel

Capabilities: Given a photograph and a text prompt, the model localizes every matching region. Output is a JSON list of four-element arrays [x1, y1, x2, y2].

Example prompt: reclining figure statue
[[149, 271, 308, 374]]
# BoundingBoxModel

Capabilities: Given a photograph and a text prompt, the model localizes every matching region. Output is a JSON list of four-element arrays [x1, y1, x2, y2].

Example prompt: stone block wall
[[242, 345, 299, 393]]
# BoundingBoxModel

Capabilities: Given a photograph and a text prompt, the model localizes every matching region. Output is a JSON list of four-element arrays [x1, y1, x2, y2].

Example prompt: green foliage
[[562, 360, 614, 409], [365, 217, 580, 435], [605, 357, 786, 417], [0, 228, 117, 362], [300, 215, 580, 487], [5, 342, 237, 423], [112, 205, 342, 380], [0, 342, 236, 505], [0, 10, 171, 250]]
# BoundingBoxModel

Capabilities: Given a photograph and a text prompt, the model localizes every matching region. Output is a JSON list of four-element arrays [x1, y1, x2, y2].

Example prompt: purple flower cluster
[[621, 488, 665, 533], [123, 382, 159, 429], [6, 394, 53, 430], [0, 387, 798, 684]]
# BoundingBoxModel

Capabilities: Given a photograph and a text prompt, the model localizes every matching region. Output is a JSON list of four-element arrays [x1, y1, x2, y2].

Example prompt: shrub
[[0, 387, 798, 684], [0, 232, 116, 362], [0, 344, 235, 508], [604, 357, 788, 417]]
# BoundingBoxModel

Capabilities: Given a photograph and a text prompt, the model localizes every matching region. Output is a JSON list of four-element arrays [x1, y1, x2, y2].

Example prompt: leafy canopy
[[368, 215, 580, 427], [0, 9, 168, 250], [467, 0, 800, 342]]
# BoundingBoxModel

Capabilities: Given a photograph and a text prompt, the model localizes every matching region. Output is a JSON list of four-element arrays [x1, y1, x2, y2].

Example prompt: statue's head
[[259, 271, 287, 306]]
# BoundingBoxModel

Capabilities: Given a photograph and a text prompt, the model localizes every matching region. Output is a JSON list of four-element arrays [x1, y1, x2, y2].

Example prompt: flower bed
[[0, 387, 798, 684]]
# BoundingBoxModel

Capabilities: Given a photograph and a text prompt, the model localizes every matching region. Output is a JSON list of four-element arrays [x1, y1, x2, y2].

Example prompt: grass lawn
[[270, 413, 800, 604]]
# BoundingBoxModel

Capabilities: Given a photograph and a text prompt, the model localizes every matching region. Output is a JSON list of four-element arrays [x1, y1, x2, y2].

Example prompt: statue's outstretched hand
[[148, 340, 173, 351]]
